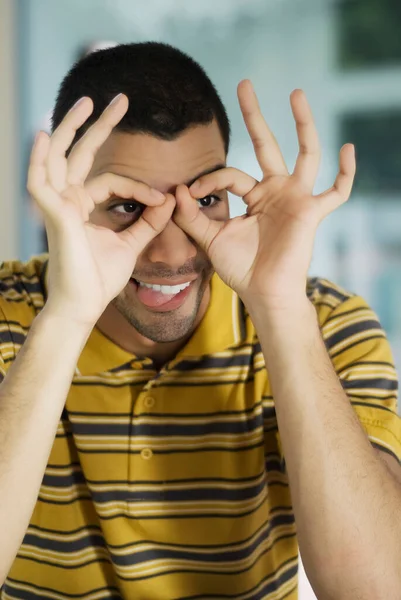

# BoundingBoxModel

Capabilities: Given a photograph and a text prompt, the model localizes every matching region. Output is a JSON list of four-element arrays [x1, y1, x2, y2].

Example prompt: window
[[337, 0, 401, 69], [340, 111, 401, 194]]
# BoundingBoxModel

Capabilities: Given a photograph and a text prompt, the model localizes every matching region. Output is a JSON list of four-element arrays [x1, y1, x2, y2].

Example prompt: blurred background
[[1, 1, 400, 597], [3, 0, 401, 355]]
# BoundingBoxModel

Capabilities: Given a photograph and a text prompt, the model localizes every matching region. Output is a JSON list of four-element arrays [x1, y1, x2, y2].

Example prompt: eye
[[196, 194, 221, 209], [108, 201, 144, 219]]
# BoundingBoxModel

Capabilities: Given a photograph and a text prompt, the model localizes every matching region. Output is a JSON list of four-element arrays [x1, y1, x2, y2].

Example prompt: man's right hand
[[27, 93, 175, 326]]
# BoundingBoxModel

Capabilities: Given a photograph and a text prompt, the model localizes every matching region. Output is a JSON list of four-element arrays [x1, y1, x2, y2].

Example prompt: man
[[0, 42, 400, 599]]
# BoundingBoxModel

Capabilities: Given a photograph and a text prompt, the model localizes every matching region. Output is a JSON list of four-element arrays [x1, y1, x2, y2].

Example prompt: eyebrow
[[186, 163, 226, 188], [104, 162, 227, 204]]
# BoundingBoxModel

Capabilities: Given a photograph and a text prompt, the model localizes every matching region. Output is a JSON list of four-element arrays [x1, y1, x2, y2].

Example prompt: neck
[[96, 285, 211, 368]]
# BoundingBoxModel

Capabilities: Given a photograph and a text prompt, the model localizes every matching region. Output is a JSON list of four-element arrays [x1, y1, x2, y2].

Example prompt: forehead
[[90, 121, 226, 192]]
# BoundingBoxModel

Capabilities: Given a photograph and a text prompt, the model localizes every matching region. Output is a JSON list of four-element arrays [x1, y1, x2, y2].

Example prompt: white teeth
[[138, 281, 191, 295]]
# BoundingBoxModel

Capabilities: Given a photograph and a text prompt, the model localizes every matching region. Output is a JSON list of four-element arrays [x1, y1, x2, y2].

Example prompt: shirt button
[[141, 448, 153, 460], [143, 396, 155, 409]]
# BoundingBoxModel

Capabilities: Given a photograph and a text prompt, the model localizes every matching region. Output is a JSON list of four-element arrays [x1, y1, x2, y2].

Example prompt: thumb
[[174, 184, 223, 252]]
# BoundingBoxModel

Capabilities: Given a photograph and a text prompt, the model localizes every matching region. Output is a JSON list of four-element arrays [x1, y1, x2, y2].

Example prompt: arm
[[0, 93, 174, 583], [249, 297, 401, 599], [0, 310, 91, 582], [173, 81, 401, 599]]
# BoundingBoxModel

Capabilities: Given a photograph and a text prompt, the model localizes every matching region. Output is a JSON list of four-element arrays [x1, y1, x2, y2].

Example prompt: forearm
[[249, 297, 401, 599], [0, 308, 92, 583]]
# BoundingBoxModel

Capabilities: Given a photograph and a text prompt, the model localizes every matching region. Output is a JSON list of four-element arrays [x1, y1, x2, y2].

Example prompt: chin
[[113, 271, 211, 343]]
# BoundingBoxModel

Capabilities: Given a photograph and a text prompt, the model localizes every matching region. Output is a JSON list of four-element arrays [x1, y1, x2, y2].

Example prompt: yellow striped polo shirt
[[0, 255, 400, 600]]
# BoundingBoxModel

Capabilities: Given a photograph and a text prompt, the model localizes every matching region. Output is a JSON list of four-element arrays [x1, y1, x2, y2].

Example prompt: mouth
[[129, 277, 196, 312]]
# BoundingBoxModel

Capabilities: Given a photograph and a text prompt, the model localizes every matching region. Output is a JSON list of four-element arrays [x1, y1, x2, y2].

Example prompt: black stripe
[[0, 279, 44, 297], [46, 461, 80, 469], [16, 535, 296, 587], [27, 523, 102, 536], [37, 494, 92, 506], [22, 532, 106, 554], [42, 470, 87, 487], [0, 270, 42, 282], [350, 400, 397, 413], [0, 319, 30, 330], [342, 378, 397, 391], [25, 505, 292, 552], [98, 493, 273, 520], [154, 375, 258, 388], [4, 577, 121, 597], [173, 353, 252, 372], [325, 320, 382, 351], [67, 402, 266, 419], [0, 296, 37, 305], [89, 479, 267, 505], [340, 360, 394, 369], [105, 505, 293, 549], [111, 514, 295, 567], [180, 556, 298, 599], [237, 298, 247, 342], [69, 413, 264, 437], [71, 379, 154, 388], [308, 280, 351, 302], [372, 441, 400, 463], [44, 470, 266, 489], [330, 335, 385, 360], [22, 512, 294, 563], [115, 533, 297, 582], [76, 439, 265, 455], [0, 326, 14, 346], [39, 260, 49, 301], [2, 331, 26, 346], [324, 306, 371, 323]]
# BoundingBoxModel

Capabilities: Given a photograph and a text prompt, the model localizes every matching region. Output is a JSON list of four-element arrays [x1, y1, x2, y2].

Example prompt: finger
[[237, 79, 288, 177], [189, 167, 258, 201], [291, 90, 321, 189], [174, 184, 224, 252], [47, 97, 94, 192], [118, 193, 176, 254], [67, 94, 129, 185], [27, 131, 60, 212], [85, 173, 166, 207], [316, 144, 356, 214], [27, 132, 50, 197]]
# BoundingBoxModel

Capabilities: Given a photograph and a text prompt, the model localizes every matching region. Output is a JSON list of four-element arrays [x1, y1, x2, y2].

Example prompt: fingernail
[[110, 93, 123, 106], [72, 97, 87, 110], [151, 188, 166, 201]]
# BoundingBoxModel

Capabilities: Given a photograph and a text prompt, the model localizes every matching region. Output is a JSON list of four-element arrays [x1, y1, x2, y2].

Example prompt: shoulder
[[307, 277, 355, 314], [307, 276, 391, 365], [307, 276, 377, 327], [0, 254, 48, 324]]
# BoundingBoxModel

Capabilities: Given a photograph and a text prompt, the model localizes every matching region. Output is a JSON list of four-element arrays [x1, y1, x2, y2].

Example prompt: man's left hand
[[174, 80, 356, 310]]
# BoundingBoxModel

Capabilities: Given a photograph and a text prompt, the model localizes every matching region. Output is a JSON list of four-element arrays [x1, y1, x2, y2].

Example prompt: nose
[[143, 219, 197, 270]]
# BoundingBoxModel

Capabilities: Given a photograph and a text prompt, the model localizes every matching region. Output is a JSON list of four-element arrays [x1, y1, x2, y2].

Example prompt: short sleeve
[[321, 294, 401, 462], [0, 303, 14, 383]]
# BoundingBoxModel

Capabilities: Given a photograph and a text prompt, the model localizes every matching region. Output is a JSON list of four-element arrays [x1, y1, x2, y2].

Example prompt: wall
[[0, 0, 18, 260]]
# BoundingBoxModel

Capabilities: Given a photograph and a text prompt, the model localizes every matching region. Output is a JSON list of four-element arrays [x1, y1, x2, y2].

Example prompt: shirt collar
[[71, 273, 243, 375]]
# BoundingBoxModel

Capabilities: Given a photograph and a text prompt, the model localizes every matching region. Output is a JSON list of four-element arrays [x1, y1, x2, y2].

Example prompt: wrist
[[38, 304, 95, 339], [243, 292, 315, 329]]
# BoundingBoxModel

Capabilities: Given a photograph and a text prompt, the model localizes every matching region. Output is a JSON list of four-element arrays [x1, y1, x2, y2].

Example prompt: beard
[[111, 256, 213, 343]]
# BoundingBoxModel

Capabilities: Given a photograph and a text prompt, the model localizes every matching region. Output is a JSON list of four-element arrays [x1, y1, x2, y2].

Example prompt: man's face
[[89, 121, 229, 343]]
